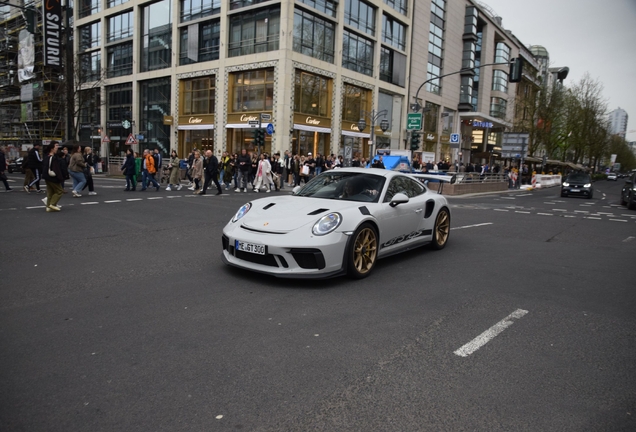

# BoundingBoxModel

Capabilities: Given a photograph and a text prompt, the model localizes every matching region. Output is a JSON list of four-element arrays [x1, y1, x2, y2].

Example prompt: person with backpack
[[24, 143, 43, 193]]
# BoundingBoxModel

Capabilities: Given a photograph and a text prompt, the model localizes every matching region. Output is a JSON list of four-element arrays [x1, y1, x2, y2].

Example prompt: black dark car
[[7, 157, 23, 173], [620, 172, 636, 210], [561, 173, 593, 199]]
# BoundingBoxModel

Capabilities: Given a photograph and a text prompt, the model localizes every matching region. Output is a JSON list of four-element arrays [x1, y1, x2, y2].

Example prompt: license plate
[[235, 240, 266, 255], [570, 189, 579, 192]]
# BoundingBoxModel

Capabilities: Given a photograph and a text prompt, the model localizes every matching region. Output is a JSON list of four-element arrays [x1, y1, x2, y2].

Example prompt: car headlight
[[584, 183, 591, 188], [232, 203, 252, 223], [562, 182, 569, 187], [312, 212, 342, 236]]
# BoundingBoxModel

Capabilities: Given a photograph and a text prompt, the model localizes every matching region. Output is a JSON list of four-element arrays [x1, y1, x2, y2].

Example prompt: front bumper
[[221, 227, 350, 279], [561, 186, 592, 197]]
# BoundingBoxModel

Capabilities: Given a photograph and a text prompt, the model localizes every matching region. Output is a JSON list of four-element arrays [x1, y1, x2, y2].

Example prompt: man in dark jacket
[[42, 141, 64, 211], [0, 145, 11, 191], [235, 149, 251, 193], [25, 143, 43, 193], [199, 150, 222, 195]]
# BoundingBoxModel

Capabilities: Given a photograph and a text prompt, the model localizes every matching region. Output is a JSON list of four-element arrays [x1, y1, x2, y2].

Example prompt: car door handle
[[415, 209, 423, 213]]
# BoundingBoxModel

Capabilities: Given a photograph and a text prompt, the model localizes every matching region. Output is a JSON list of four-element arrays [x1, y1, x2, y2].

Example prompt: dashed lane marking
[[515, 211, 530, 214], [126, 198, 143, 202], [609, 219, 628, 223], [493, 209, 508, 212], [454, 309, 529, 357], [81, 202, 99, 205], [451, 222, 493, 230], [104, 200, 121, 203], [586, 217, 601, 220], [552, 209, 567, 212], [516, 193, 532, 196], [501, 197, 516, 200], [563, 215, 576, 218], [537, 213, 553, 216], [26, 206, 46, 209], [574, 210, 589, 214], [623, 236, 635, 243], [147, 197, 163, 200]]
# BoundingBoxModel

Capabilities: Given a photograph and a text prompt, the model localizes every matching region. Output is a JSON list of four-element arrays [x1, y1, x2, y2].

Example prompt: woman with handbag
[[253, 153, 273, 193], [121, 148, 136, 191], [68, 145, 87, 197], [82, 147, 97, 196], [43, 141, 63, 211], [166, 150, 182, 191], [190, 150, 203, 193]]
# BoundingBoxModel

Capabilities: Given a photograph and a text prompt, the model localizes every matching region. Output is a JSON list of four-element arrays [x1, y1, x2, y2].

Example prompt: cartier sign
[[293, 114, 331, 129], [240, 115, 259, 122], [189, 117, 203, 124], [306, 117, 321, 125]]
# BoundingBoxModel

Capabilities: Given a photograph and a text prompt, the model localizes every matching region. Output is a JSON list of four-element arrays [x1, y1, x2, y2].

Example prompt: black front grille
[[235, 250, 279, 267], [290, 248, 326, 270], [222, 235, 229, 251]]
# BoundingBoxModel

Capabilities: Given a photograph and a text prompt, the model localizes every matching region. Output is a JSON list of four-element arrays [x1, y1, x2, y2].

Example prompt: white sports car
[[221, 168, 454, 279]]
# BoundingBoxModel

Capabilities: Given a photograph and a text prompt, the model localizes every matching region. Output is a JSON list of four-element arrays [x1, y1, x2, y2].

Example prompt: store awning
[[293, 124, 332, 134], [177, 124, 214, 130], [342, 130, 370, 138]]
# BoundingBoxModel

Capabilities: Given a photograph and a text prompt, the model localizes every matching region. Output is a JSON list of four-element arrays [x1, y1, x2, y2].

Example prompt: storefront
[[340, 121, 369, 159], [291, 114, 331, 156], [177, 114, 215, 158], [226, 113, 272, 155], [341, 82, 372, 159]]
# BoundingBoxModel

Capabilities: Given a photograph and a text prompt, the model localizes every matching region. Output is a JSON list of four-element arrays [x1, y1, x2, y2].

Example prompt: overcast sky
[[482, 0, 636, 142]]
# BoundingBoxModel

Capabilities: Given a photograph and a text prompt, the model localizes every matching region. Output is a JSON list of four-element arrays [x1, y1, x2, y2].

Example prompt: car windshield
[[566, 173, 590, 182], [295, 172, 386, 203]]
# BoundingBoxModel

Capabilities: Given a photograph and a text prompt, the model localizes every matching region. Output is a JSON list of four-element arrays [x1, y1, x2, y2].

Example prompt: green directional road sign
[[407, 112, 422, 131]]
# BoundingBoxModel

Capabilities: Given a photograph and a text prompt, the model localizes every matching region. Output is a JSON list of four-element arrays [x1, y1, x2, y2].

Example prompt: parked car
[[620, 172, 636, 210], [7, 157, 23, 174], [607, 172, 618, 181], [561, 173, 593, 199], [222, 168, 455, 279]]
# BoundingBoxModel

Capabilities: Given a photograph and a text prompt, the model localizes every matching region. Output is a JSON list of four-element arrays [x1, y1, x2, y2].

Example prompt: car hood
[[241, 196, 362, 233]]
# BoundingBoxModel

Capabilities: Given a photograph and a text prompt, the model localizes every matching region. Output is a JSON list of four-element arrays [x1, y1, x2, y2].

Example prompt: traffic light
[[253, 128, 265, 147], [410, 131, 420, 151], [509, 57, 524, 83]]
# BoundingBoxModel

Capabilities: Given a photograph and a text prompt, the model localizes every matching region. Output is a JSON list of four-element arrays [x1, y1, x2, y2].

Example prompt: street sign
[[248, 120, 260, 128], [450, 133, 460, 144], [102, 136, 110, 143], [266, 123, 274, 135], [260, 113, 271, 122], [407, 113, 422, 131], [125, 133, 137, 145], [136, 134, 144, 140]]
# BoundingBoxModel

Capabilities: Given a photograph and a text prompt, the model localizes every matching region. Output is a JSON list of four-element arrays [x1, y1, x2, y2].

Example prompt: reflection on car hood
[[241, 196, 360, 233]]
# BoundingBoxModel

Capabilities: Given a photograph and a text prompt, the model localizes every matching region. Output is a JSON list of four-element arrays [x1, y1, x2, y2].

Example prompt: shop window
[[294, 70, 330, 117], [231, 68, 274, 112], [182, 77, 216, 115], [342, 83, 370, 123]]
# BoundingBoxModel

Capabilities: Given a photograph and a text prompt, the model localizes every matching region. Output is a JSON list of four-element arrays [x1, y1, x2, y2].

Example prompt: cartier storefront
[[177, 114, 215, 157], [226, 113, 273, 155], [291, 114, 331, 157]]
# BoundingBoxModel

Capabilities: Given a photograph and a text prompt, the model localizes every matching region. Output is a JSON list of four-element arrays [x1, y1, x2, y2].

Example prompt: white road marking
[[81, 202, 99, 205], [543, 202, 556, 204], [493, 209, 508, 212], [623, 236, 635, 243], [597, 212, 613, 215], [515, 211, 530, 214], [563, 215, 576, 218], [574, 210, 589, 214], [622, 214, 635, 217], [104, 200, 121, 203], [609, 219, 627, 223], [126, 198, 143, 201], [537, 213, 553, 216], [501, 197, 516, 199], [517, 193, 532, 196], [552, 209, 567, 212], [451, 222, 493, 230], [147, 197, 163, 200], [166, 196, 182, 198], [26, 206, 46, 209], [586, 217, 601, 220], [454, 309, 529, 357]]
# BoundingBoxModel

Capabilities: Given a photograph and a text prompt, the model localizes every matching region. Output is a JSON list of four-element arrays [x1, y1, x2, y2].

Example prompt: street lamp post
[[357, 110, 390, 160]]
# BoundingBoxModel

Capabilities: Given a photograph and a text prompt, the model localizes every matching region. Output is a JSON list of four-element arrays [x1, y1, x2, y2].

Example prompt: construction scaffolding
[[0, 0, 65, 153]]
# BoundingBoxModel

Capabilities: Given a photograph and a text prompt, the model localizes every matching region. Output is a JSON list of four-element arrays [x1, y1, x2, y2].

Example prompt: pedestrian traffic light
[[253, 128, 265, 147], [509, 57, 524, 83], [410, 131, 420, 151]]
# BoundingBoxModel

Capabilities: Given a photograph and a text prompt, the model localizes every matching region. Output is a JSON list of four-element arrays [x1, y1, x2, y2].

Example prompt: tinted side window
[[384, 177, 408, 202], [404, 177, 425, 197]]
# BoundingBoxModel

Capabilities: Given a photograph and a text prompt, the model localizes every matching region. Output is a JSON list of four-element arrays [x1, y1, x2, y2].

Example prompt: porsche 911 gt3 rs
[[221, 168, 454, 279]]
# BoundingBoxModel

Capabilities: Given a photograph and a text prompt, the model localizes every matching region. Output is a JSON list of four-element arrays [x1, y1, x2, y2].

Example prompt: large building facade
[[608, 108, 628, 137], [74, 0, 415, 159]]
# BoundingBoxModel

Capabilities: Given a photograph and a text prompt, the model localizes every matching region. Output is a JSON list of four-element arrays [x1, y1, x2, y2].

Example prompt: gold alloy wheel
[[434, 210, 450, 248], [352, 227, 377, 275]]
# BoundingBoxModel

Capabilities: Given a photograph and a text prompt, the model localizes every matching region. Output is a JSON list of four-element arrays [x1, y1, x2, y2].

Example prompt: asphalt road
[[1, 174, 635, 431]]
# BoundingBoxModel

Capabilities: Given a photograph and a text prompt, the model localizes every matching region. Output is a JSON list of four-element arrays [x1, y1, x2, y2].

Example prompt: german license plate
[[235, 240, 266, 255], [570, 189, 579, 192]]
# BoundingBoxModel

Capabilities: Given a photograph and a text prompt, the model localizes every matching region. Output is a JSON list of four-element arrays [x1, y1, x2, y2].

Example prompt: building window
[[79, 51, 101, 83], [490, 97, 507, 119], [472, 26, 483, 110], [293, 8, 335, 63], [382, 14, 406, 51], [424, 101, 439, 133], [180, 0, 220, 22], [441, 108, 454, 135], [78, 88, 101, 124], [179, 19, 220, 65], [79, 22, 101, 51], [342, 83, 369, 123], [298, 0, 337, 17], [182, 77, 215, 115], [383, 0, 406, 15], [108, 0, 129, 8], [79, 0, 101, 19], [107, 83, 132, 121], [140, 78, 172, 154], [108, 11, 133, 43], [294, 70, 330, 117], [342, 30, 373, 76], [344, 0, 375, 37], [229, 0, 269, 10], [228, 7, 280, 57], [141, 0, 172, 72], [492, 69, 508, 93], [230, 68, 275, 113], [380, 47, 406, 87], [427, 0, 445, 95], [494, 42, 510, 63], [107, 43, 133, 77]]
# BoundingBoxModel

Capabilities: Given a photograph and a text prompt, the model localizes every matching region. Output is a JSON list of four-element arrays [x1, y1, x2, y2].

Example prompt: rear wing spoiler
[[409, 173, 457, 194]]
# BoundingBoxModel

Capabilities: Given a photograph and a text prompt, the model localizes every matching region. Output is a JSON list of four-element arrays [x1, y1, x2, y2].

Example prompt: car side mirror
[[390, 192, 409, 207]]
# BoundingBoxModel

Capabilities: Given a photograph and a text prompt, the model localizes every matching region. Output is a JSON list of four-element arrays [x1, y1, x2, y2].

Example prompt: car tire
[[588, 192, 593, 199], [629, 194, 636, 210], [430, 208, 451, 250], [8, 168, 13, 174], [620, 195, 627, 206], [347, 222, 378, 279], [561, 192, 567, 197]]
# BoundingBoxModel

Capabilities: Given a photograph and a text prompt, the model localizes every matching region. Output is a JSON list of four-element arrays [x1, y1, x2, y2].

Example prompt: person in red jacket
[[141, 149, 160, 191]]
